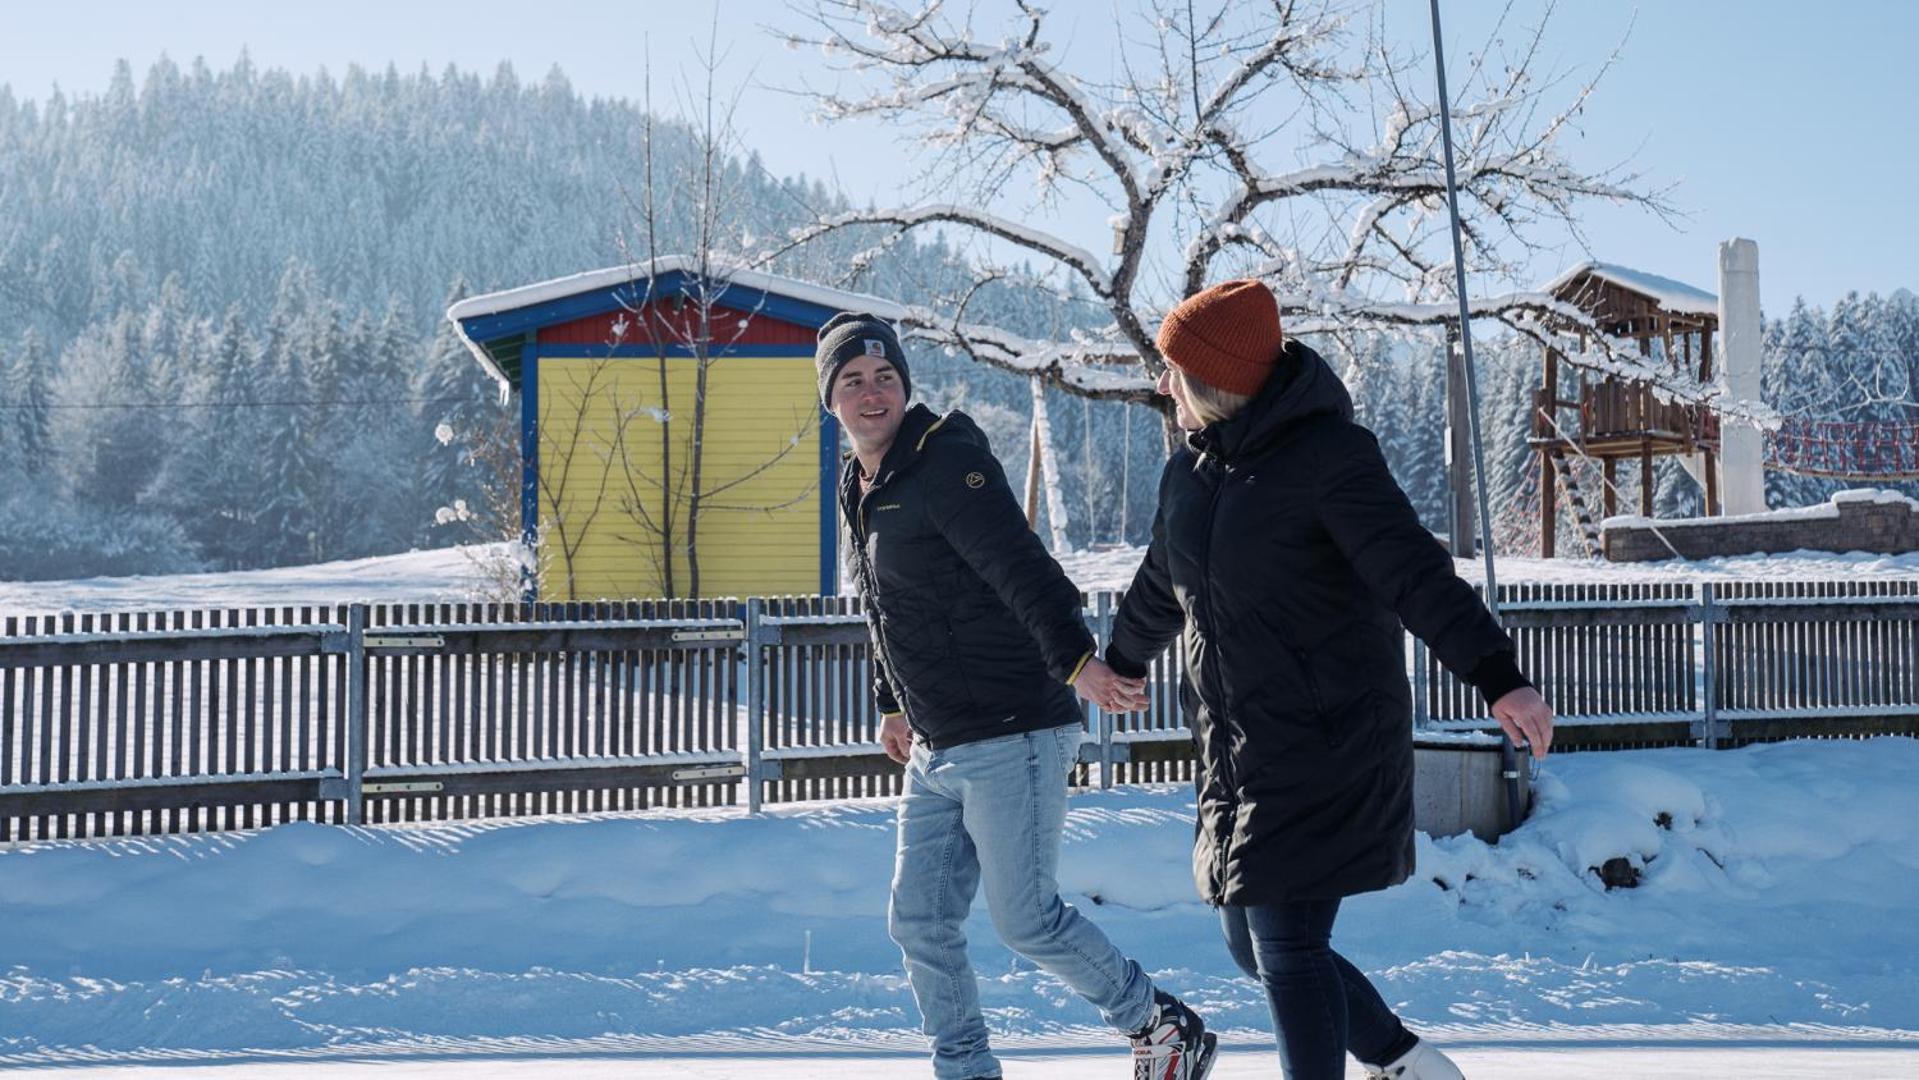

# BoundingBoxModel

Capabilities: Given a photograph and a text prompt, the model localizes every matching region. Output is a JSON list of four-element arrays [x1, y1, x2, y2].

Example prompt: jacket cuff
[[1104, 644, 1150, 680], [1064, 651, 1093, 686], [1464, 650, 1532, 708]]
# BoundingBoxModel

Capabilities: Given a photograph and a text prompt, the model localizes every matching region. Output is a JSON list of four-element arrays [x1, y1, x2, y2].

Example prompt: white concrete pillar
[[1718, 238, 1769, 515]]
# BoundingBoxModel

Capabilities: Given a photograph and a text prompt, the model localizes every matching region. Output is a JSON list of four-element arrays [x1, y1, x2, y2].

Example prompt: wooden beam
[[1540, 449, 1558, 559], [1640, 437, 1655, 516], [0, 630, 340, 670], [0, 775, 333, 818]]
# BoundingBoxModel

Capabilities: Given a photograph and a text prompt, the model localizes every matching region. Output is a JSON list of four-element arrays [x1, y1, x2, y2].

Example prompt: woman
[[1104, 280, 1555, 1080]]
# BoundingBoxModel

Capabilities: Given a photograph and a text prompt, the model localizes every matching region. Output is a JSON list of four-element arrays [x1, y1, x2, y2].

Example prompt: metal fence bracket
[[364, 634, 445, 649], [672, 764, 747, 783], [673, 629, 745, 643]]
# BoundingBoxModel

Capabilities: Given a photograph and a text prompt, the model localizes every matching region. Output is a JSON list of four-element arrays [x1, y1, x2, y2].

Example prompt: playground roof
[[1542, 261, 1718, 318]]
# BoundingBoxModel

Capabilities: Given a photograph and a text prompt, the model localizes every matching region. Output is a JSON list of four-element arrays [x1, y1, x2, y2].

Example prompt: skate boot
[[1365, 1036, 1465, 1079], [1129, 989, 1218, 1080]]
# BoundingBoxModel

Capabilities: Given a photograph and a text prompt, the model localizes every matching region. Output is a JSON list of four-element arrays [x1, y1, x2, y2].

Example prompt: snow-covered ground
[[3, 739, 1916, 1077], [1058, 543, 1919, 593], [7, 540, 1918, 619], [0, 546, 508, 616]]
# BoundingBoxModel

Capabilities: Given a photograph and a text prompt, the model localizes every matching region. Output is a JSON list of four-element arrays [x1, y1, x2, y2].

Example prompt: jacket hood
[[1190, 340, 1353, 463]]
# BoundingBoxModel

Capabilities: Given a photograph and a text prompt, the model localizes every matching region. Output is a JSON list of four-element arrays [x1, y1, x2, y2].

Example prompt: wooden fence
[[4, 580, 1917, 842]]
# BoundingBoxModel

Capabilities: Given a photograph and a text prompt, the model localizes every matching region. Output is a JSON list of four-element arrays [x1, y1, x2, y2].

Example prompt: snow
[[13, 538, 1919, 622], [2, 739, 1916, 1075], [1601, 504, 1840, 530], [1603, 488, 1919, 531], [0, 545, 507, 617], [1053, 542, 1919, 593], [1542, 260, 1720, 318], [9, 1048, 1918, 1079]]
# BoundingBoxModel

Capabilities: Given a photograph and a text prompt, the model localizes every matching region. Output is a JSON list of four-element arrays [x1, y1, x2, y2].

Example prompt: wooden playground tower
[[1532, 263, 1722, 558]]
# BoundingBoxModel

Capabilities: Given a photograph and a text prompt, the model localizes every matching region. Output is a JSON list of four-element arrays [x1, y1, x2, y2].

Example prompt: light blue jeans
[[889, 722, 1157, 1079]]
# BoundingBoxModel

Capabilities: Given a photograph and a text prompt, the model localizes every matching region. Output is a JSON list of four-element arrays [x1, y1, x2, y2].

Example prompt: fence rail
[[4, 579, 1917, 841]]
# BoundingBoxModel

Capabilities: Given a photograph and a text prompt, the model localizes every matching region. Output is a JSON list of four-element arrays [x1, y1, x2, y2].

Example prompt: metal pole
[[1097, 592, 1116, 790], [343, 604, 368, 826], [1428, 0, 1523, 826], [1698, 583, 1720, 749], [744, 598, 766, 815]]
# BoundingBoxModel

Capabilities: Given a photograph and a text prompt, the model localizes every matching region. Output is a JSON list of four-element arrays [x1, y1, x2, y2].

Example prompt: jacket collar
[[1187, 340, 1353, 465], [839, 403, 944, 508]]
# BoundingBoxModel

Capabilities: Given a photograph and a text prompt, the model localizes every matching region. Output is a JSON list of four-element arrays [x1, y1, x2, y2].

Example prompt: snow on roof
[[446, 255, 910, 389], [1542, 260, 1719, 318]]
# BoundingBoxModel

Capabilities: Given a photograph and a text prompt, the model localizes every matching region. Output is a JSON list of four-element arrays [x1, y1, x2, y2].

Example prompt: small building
[[1532, 261, 1722, 558], [448, 257, 905, 600]]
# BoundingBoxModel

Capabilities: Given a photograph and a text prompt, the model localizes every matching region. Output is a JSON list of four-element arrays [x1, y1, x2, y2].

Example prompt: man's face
[[831, 354, 908, 449]]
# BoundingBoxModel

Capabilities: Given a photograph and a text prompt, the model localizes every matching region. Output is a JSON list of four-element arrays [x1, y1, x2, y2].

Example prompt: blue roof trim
[[819, 409, 840, 595], [536, 344, 818, 359], [519, 341, 540, 604], [460, 270, 851, 362]]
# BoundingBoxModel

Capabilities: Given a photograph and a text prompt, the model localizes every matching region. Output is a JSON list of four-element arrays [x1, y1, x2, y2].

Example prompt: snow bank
[[0, 544, 509, 616], [1056, 541, 1919, 593], [2, 740, 1916, 1064], [10, 531, 1919, 620]]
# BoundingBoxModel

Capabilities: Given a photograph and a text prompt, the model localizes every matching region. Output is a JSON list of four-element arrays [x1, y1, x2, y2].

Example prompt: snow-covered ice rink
[[8, 1046, 1919, 1078], [4, 740, 1917, 1075], [5, 548, 1918, 1075]]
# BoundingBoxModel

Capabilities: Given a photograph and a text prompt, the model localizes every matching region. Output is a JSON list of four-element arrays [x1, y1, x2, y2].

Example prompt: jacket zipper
[[1198, 461, 1235, 900], [852, 475, 903, 727]]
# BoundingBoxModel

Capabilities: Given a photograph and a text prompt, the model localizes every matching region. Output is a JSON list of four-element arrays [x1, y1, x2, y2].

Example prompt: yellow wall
[[536, 355, 826, 600]]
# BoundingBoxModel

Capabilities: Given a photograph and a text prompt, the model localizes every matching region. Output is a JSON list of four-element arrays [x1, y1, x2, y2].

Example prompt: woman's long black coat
[[1108, 342, 1519, 906]]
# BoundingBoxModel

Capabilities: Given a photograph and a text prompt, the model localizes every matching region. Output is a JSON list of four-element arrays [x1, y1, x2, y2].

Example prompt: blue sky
[[3, 0, 1912, 315]]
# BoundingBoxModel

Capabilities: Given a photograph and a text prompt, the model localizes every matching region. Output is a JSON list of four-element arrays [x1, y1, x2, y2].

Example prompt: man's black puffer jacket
[[842, 404, 1095, 749], [1107, 341, 1528, 905]]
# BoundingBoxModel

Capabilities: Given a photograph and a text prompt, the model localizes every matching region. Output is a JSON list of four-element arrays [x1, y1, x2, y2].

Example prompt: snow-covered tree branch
[[773, 0, 1685, 422]]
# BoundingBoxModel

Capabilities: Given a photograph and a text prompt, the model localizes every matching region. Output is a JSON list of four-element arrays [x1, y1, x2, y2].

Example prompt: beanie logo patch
[[863, 339, 886, 358], [965, 471, 986, 489]]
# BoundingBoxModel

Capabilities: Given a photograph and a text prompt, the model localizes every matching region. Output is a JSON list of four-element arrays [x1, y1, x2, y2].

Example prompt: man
[[817, 310, 1215, 1080]]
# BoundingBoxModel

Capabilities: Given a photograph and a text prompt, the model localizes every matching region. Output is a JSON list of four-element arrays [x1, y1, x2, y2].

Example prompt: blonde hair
[[1176, 368, 1254, 427]]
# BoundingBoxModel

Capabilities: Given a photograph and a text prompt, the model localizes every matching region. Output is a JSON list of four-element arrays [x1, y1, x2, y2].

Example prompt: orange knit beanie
[[1155, 279, 1284, 396]]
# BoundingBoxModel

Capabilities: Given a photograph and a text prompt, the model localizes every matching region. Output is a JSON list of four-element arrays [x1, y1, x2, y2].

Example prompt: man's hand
[[1074, 657, 1150, 714], [880, 712, 914, 764], [1491, 686, 1554, 760]]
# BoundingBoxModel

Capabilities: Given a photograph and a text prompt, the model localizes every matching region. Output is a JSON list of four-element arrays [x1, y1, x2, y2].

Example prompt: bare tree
[[586, 23, 822, 599], [769, 1, 1745, 434]]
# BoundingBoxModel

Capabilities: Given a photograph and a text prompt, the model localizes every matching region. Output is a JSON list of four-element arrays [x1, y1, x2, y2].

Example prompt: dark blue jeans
[[1219, 900, 1416, 1079]]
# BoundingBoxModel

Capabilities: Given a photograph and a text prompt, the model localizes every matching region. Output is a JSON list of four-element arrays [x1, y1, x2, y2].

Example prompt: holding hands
[[1074, 657, 1150, 714]]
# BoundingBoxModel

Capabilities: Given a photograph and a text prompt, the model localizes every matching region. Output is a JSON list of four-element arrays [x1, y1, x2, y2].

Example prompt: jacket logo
[[965, 471, 985, 489], [863, 338, 887, 358], [874, 503, 903, 511]]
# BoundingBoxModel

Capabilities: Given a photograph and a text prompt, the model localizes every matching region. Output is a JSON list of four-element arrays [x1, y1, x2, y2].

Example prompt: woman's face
[[1156, 367, 1203, 431]]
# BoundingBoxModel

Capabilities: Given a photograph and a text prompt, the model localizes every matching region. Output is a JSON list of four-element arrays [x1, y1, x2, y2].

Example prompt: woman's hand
[[1491, 687, 1555, 759], [1073, 657, 1150, 713]]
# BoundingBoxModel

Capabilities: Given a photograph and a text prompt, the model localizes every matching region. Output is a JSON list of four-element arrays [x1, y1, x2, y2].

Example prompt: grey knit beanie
[[815, 312, 910, 410]]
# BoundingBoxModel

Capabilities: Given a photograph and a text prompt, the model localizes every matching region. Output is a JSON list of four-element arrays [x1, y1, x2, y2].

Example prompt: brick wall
[[1602, 493, 1919, 562]]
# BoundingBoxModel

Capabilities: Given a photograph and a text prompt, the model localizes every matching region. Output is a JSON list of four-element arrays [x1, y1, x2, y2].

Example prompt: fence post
[[343, 604, 368, 825], [744, 598, 766, 815], [1096, 591, 1115, 790], [1698, 582, 1720, 749], [1411, 635, 1430, 731]]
